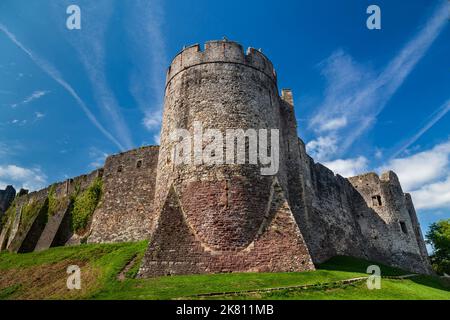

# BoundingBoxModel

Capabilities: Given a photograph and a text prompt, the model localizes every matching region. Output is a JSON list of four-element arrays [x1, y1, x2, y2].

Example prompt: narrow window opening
[[371, 195, 382, 206], [136, 160, 143, 168], [117, 165, 123, 173], [400, 221, 408, 234]]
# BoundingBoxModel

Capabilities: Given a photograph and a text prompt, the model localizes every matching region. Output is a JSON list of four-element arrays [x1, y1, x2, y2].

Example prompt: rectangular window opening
[[400, 221, 408, 234], [371, 195, 382, 206]]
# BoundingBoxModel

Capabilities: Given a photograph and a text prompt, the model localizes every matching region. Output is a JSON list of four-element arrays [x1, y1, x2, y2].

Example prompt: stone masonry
[[0, 40, 432, 276], [0, 185, 16, 218], [87, 146, 159, 243]]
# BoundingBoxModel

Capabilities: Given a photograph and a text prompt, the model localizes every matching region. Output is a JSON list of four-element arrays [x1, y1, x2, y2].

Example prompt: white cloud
[[411, 176, 450, 210], [11, 90, 49, 108], [319, 116, 347, 132], [377, 139, 450, 210], [23, 90, 48, 103], [306, 135, 338, 161], [0, 165, 47, 191], [34, 111, 45, 119], [153, 133, 161, 145], [308, 2, 449, 160], [143, 112, 163, 130], [88, 147, 109, 169], [11, 119, 27, 126], [317, 137, 450, 211], [322, 156, 369, 178], [379, 140, 450, 191]]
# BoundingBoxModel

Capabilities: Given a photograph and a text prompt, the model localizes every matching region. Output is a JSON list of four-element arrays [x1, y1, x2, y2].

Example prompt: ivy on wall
[[71, 177, 103, 234], [20, 198, 46, 229], [47, 185, 68, 217]]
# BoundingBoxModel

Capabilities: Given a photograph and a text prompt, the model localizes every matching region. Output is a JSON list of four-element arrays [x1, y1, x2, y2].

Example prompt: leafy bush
[[426, 219, 450, 275], [71, 178, 103, 234]]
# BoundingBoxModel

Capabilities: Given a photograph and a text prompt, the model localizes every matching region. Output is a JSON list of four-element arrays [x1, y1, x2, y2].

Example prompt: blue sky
[[0, 0, 449, 237]]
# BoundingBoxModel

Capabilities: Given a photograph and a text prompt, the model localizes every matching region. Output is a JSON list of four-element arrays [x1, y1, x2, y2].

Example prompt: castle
[[0, 40, 431, 276]]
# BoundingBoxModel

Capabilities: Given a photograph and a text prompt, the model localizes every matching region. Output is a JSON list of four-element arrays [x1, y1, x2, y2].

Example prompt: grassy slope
[[0, 242, 448, 300]]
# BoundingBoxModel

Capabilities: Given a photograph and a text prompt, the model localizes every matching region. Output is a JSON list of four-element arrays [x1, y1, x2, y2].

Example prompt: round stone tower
[[139, 40, 314, 277], [156, 40, 281, 248]]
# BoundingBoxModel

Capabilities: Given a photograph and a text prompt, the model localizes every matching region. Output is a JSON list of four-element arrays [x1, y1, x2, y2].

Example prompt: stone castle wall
[[0, 185, 16, 218], [0, 145, 160, 253], [0, 170, 102, 253], [347, 172, 431, 273], [278, 90, 430, 273], [0, 40, 432, 276], [88, 146, 159, 243]]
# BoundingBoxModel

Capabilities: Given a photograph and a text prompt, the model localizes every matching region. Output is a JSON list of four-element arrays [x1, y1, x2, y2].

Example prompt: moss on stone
[[1, 200, 16, 231], [20, 198, 46, 230], [47, 185, 67, 217], [71, 178, 103, 234]]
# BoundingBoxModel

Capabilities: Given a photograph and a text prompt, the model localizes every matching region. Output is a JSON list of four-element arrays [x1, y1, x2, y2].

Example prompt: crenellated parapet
[[165, 40, 277, 89]]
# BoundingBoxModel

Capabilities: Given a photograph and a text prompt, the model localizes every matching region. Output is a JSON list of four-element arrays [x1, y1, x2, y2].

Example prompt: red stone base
[[138, 179, 315, 277]]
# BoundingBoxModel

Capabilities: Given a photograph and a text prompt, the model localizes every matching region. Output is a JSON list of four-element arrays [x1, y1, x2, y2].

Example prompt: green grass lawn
[[0, 241, 448, 300]]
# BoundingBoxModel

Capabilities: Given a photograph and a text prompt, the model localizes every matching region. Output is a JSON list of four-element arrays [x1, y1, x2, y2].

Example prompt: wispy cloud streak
[[55, 0, 134, 150], [127, 0, 167, 140], [392, 98, 450, 159], [11, 90, 50, 108], [0, 23, 126, 151], [307, 1, 449, 161]]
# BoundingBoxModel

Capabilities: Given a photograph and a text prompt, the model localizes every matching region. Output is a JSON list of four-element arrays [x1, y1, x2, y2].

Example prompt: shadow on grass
[[409, 275, 450, 292], [319, 256, 450, 293], [318, 256, 409, 276]]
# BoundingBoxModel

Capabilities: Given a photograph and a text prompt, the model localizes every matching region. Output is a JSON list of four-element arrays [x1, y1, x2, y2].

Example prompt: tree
[[426, 219, 450, 275]]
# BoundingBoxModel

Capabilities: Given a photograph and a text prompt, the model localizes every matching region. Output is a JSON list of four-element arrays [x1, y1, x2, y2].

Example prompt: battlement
[[348, 170, 401, 188], [166, 39, 277, 88]]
